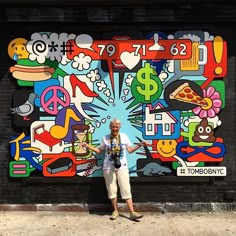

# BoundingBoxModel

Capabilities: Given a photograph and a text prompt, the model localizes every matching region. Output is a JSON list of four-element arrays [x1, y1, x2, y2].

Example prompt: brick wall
[[0, 3, 236, 205]]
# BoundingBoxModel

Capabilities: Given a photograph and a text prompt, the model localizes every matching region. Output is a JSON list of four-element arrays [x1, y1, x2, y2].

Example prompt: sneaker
[[130, 212, 143, 221], [110, 210, 119, 220]]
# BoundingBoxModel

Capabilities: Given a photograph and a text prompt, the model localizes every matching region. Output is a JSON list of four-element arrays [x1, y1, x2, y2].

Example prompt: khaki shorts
[[103, 168, 132, 200]]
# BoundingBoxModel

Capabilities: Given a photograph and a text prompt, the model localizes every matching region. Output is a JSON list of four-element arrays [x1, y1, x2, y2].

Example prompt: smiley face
[[156, 139, 177, 157], [8, 38, 29, 61]]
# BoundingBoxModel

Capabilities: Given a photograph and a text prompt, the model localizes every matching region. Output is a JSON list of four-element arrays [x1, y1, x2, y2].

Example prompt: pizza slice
[[169, 82, 208, 107]]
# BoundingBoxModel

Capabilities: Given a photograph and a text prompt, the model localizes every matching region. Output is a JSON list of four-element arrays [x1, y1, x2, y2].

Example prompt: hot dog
[[10, 59, 55, 81]]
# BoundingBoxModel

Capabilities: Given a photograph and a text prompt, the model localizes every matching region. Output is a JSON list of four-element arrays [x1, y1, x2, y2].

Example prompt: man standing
[[81, 118, 146, 221]]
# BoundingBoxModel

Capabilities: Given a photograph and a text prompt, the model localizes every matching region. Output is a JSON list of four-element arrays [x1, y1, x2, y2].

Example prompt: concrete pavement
[[0, 211, 235, 236]]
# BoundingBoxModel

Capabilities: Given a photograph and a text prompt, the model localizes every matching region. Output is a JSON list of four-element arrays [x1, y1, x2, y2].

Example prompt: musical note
[[49, 108, 81, 139]]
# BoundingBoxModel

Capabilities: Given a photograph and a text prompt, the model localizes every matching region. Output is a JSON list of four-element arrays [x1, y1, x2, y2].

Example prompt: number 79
[[97, 44, 116, 56]]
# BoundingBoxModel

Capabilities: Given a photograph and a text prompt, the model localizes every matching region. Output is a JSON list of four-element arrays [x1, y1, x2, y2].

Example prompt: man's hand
[[139, 141, 152, 147], [79, 142, 102, 154], [80, 142, 88, 148]]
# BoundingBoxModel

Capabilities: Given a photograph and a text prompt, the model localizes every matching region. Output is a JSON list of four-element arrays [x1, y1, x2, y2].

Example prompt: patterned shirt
[[98, 133, 132, 170]]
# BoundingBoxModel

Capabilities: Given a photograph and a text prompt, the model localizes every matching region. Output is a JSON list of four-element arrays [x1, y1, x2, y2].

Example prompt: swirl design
[[32, 40, 47, 55]]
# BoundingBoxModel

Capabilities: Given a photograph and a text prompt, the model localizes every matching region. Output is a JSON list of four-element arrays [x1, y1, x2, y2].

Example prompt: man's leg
[[127, 198, 143, 220], [117, 169, 133, 212], [103, 169, 118, 201], [103, 169, 119, 220], [125, 198, 134, 213], [111, 197, 118, 211], [118, 169, 143, 220]]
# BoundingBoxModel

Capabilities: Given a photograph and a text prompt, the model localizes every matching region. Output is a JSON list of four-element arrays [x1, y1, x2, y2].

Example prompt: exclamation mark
[[213, 36, 223, 75]]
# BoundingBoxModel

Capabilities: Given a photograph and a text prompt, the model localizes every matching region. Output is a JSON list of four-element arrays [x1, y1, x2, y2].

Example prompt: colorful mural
[[8, 31, 227, 178]]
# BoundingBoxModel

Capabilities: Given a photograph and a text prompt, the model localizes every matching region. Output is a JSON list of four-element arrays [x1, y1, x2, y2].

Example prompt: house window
[[165, 124, 170, 131], [147, 124, 153, 131], [155, 114, 162, 120]]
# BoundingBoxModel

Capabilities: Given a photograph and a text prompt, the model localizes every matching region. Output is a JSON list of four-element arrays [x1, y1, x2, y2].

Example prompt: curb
[[0, 202, 235, 212]]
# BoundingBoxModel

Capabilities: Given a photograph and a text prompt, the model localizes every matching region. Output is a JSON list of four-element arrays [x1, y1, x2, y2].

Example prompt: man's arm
[[80, 142, 103, 154], [126, 142, 148, 154]]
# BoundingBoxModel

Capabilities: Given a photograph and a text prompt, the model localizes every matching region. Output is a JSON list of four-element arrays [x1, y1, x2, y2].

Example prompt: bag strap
[[110, 134, 121, 152]]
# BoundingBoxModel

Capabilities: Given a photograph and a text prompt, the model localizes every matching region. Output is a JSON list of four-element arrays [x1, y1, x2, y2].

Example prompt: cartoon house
[[144, 102, 177, 137]]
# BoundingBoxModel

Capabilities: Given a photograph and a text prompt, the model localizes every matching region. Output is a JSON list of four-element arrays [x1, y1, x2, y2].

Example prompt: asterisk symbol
[[48, 41, 58, 52]]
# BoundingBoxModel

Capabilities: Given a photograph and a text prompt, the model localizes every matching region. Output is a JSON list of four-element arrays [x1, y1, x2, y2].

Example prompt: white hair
[[109, 118, 121, 127]]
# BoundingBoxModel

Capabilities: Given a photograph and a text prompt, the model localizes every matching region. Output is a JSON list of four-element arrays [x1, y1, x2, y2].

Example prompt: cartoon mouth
[[199, 135, 209, 140], [160, 148, 174, 154]]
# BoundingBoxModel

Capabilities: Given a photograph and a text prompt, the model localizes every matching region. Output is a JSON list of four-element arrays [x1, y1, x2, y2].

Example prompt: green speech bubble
[[181, 122, 214, 146], [127, 63, 163, 109]]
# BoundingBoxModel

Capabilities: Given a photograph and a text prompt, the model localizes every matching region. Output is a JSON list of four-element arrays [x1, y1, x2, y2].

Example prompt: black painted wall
[[0, 2, 236, 204]]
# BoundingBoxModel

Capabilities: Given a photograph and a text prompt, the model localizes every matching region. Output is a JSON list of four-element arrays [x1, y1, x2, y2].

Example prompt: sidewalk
[[0, 211, 235, 236]]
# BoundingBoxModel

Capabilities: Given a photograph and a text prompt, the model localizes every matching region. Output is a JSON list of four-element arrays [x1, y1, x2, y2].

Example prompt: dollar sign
[[136, 63, 158, 101], [128, 63, 163, 109]]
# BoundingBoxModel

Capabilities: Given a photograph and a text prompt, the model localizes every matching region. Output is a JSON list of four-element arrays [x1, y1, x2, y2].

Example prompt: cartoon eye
[[169, 141, 172, 145], [21, 47, 25, 50], [162, 141, 165, 145], [15, 47, 18, 50], [206, 126, 211, 133], [198, 126, 204, 133]]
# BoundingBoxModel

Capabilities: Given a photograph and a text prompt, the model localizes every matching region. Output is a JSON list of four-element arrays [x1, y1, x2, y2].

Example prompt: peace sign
[[41, 86, 70, 115]]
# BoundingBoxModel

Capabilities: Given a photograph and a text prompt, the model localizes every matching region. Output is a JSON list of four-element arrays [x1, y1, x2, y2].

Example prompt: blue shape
[[176, 141, 226, 159], [13, 53, 18, 61], [55, 105, 85, 142], [34, 79, 60, 107], [142, 100, 181, 140], [10, 135, 42, 171], [146, 32, 167, 75]]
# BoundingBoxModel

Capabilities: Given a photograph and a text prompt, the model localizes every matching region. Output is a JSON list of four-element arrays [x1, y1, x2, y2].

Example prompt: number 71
[[133, 44, 146, 56]]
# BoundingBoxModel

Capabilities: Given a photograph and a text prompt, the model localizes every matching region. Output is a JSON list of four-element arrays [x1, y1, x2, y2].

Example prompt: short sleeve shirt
[[98, 133, 132, 170]]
